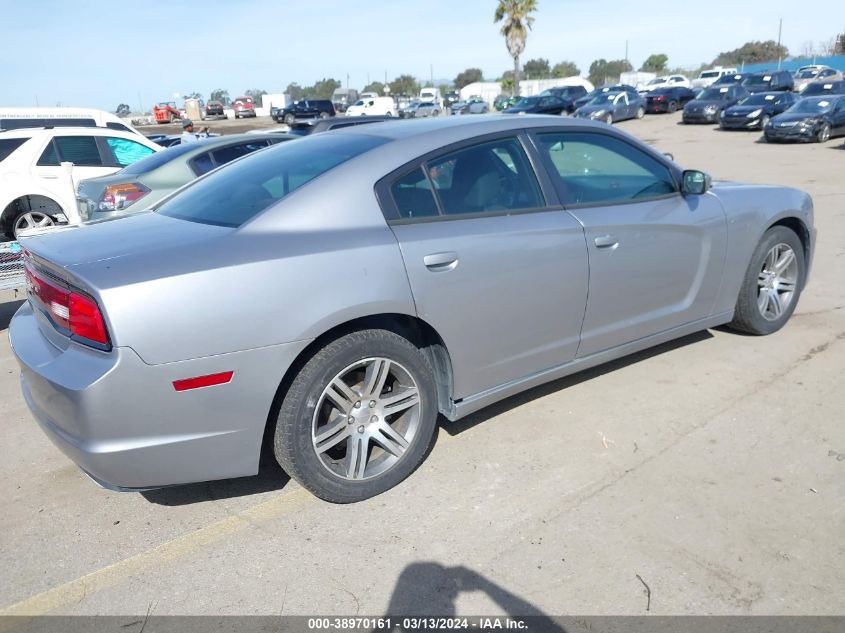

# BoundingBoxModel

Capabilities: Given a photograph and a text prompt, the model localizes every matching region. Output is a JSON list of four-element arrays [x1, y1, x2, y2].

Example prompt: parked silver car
[[11, 116, 815, 503]]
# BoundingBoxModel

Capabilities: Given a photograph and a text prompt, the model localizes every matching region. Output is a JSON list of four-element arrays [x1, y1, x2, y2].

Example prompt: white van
[[419, 88, 443, 106], [691, 67, 739, 90], [0, 107, 141, 135], [345, 97, 397, 117]]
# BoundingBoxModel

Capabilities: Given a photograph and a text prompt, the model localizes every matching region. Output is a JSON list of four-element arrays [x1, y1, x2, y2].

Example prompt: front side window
[[536, 132, 677, 206], [105, 137, 155, 167]]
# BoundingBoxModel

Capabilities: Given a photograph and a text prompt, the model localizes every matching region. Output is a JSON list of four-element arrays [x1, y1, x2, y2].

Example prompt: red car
[[152, 101, 181, 124], [232, 96, 256, 119]]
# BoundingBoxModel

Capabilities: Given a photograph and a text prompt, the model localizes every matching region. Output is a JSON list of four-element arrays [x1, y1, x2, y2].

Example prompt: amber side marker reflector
[[173, 371, 234, 392]]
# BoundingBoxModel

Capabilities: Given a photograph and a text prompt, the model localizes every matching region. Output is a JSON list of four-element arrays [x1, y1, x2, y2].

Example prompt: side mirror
[[682, 170, 711, 195]]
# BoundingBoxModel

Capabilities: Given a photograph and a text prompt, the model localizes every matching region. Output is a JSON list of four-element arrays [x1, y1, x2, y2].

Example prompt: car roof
[[0, 126, 147, 139]]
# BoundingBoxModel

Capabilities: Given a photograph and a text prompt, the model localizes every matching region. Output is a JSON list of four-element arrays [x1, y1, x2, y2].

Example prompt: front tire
[[273, 329, 439, 503], [728, 226, 804, 335], [817, 123, 831, 143], [605, 113, 613, 125], [636, 106, 645, 119], [284, 113, 295, 125]]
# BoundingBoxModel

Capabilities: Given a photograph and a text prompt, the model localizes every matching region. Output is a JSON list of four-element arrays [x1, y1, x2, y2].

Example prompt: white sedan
[[639, 74, 691, 93]]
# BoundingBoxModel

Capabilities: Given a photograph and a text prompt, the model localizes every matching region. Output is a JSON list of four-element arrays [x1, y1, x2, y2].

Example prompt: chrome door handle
[[40, 174, 59, 179], [423, 251, 459, 271], [594, 235, 619, 249]]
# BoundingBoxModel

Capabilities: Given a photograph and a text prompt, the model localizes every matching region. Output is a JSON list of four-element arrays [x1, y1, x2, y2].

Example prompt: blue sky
[[2, 0, 841, 110]]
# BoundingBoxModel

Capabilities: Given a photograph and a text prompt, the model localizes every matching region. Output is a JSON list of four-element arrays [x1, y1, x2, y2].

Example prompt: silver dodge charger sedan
[[10, 116, 815, 503]]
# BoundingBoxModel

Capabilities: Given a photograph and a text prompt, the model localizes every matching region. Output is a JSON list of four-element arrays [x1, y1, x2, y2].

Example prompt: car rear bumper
[[10, 301, 309, 490]]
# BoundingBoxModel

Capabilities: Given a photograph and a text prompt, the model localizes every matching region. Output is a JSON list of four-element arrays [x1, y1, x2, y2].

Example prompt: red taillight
[[25, 264, 109, 347], [656, 96, 665, 101], [173, 372, 234, 392], [98, 183, 150, 211]]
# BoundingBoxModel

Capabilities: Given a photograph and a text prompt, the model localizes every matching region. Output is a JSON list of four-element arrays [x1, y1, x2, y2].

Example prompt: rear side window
[[211, 141, 270, 165], [105, 137, 155, 167], [0, 138, 28, 162], [191, 153, 215, 175], [43, 136, 102, 166], [158, 133, 387, 227], [391, 168, 439, 219]]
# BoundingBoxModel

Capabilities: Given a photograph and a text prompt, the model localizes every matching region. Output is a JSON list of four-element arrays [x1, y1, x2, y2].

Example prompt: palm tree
[[494, 0, 537, 96]]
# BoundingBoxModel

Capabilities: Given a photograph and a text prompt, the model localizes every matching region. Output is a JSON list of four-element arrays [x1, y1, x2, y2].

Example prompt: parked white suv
[[691, 67, 739, 90], [639, 74, 691, 93], [0, 127, 159, 239]]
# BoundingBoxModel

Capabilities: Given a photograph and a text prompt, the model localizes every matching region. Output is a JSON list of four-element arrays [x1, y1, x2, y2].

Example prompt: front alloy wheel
[[274, 329, 438, 503], [817, 123, 831, 143], [729, 226, 804, 335]]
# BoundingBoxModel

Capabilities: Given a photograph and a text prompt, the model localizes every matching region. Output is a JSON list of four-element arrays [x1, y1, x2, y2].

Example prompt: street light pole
[[777, 18, 783, 70]]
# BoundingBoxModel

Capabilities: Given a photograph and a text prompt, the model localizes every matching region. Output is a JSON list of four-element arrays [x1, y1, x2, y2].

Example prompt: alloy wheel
[[311, 357, 421, 481], [14, 212, 55, 238], [757, 243, 799, 321], [817, 124, 831, 143]]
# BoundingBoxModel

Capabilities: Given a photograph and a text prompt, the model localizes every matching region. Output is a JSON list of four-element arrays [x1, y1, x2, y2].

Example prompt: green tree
[[362, 81, 385, 95], [209, 89, 230, 106], [551, 61, 580, 78], [712, 40, 789, 66], [389, 74, 419, 97], [285, 83, 304, 101], [311, 78, 341, 99], [454, 67, 483, 89], [640, 54, 668, 73], [184, 91, 203, 101], [115, 103, 130, 116], [837, 33, 845, 54], [244, 89, 267, 105], [494, 0, 538, 95], [588, 59, 633, 86], [523, 58, 550, 78]]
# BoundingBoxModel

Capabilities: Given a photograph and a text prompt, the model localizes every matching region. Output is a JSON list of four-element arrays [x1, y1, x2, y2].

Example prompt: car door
[[831, 99, 845, 135], [614, 92, 630, 119], [531, 130, 727, 357], [380, 134, 589, 399], [31, 135, 117, 214]]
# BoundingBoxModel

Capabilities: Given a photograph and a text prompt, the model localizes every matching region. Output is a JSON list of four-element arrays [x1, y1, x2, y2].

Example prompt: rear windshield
[[119, 141, 201, 175], [157, 133, 388, 227], [0, 137, 28, 161]]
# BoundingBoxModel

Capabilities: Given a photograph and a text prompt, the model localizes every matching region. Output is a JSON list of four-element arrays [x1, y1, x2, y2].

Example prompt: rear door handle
[[423, 251, 459, 271], [40, 174, 59, 179], [594, 235, 619, 249]]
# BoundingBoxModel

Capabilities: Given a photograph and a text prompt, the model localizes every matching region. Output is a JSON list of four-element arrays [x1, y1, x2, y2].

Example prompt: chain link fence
[[0, 241, 24, 292]]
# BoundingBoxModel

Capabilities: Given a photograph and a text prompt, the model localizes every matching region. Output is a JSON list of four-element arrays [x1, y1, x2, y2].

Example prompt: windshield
[[742, 76, 771, 89], [786, 98, 836, 114], [647, 78, 664, 85], [737, 94, 776, 106], [513, 97, 539, 107], [700, 71, 720, 79], [801, 83, 839, 96], [796, 70, 819, 79], [157, 133, 387, 227], [589, 94, 618, 105], [697, 88, 732, 100]]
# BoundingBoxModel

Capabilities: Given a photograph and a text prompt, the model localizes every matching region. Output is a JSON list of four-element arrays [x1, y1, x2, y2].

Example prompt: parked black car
[[764, 95, 845, 143], [682, 85, 749, 123], [742, 71, 794, 94], [645, 87, 697, 113], [720, 92, 797, 130], [272, 100, 336, 125], [538, 85, 588, 113], [800, 80, 845, 97], [504, 95, 568, 115], [573, 84, 638, 110], [285, 116, 392, 136], [712, 73, 748, 86], [204, 100, 225, 119]]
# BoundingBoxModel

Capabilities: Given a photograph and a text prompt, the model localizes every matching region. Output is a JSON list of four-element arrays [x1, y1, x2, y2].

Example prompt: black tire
[[668, 101, 678, 113], [760, 114, 770, 129], [273, 329, 439, 503], [636, 106, 645, 119], [320, 111, 331, 119], [728, 226, 805, 335], [605, 113, 613, 125], [283, 113, 295, 125]]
